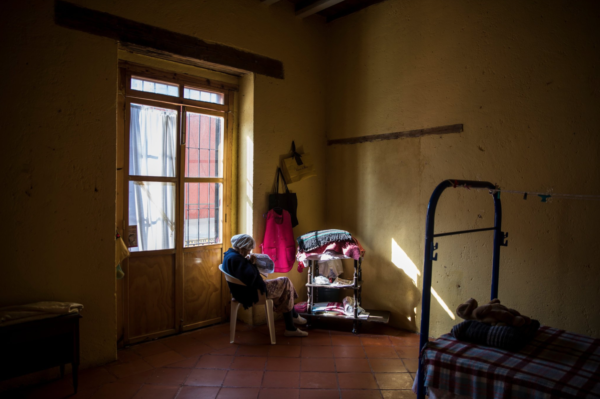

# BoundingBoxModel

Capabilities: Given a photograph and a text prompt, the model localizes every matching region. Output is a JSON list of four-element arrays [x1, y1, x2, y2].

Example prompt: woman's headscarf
[[231, 234, 255, 250]]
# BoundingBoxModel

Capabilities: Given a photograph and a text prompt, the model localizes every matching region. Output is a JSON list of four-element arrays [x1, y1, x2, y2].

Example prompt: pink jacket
[[261, 209, 295, 273]]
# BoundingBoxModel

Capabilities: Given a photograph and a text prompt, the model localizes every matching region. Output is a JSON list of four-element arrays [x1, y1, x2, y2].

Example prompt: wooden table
[[0, 313, 81, 393]]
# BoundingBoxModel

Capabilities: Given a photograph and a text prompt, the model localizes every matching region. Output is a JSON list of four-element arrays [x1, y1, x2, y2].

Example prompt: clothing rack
[[301, 255, 390, 334], [417, 179, 507, 399]]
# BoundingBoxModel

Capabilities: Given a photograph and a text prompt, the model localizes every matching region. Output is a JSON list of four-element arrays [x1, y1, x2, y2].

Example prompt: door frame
[[117, 61, 236, 345]]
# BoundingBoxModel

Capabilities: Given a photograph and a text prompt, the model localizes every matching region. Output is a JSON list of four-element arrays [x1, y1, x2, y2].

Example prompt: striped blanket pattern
[[296, 229, 352, 252], [421, 326, 600, 399]]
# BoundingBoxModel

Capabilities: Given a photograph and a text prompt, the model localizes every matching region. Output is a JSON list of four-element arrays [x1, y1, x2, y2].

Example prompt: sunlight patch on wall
[[431, 288, 455, 320], [245, 135, 254, 235], [391, 238, 420, 286], [391, 238, 455, 320]]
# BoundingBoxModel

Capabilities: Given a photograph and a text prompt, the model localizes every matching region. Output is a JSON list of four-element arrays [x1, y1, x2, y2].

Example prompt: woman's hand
[[247, 254, 257, 264]]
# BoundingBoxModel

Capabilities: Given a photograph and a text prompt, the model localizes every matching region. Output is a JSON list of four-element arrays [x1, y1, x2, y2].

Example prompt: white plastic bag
[[254, 253, 274, 275]]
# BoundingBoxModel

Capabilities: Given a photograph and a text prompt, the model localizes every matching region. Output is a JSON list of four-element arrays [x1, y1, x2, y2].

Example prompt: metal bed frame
[[417, 179, 508, 399]]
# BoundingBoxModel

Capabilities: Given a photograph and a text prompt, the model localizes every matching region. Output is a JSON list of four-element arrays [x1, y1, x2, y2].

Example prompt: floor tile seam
[[366, 355, 378, 386], [126, 380, 146, 399], [400, 358, 410, 373], [171, 385, 184, 399], [262, 354, 268, 393], [259, 366, 267, 391], [214, 385, 225, 399], [333, 355, 342, 399]]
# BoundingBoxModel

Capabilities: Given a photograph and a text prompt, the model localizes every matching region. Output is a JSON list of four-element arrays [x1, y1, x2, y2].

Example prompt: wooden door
[[179, 106, 233, 331], [119, 63, 234, 344]]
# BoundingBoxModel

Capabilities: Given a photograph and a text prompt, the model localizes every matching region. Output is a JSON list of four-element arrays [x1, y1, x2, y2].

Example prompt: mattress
[[417, 326, 600, 399]]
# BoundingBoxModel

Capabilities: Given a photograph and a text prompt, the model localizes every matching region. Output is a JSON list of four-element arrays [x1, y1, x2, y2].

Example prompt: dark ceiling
[[261, 0, 388, 22]]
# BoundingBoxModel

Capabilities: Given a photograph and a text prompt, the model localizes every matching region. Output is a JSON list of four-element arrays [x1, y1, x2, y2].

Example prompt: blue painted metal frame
[[416, 180, 506, 399]]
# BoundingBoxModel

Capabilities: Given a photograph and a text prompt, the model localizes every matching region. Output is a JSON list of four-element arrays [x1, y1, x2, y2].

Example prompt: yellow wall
[[3, 0, 599, 380], [0, 0, 118, 372], [1, 0, 327, 372], [325, 0, 600, 338]]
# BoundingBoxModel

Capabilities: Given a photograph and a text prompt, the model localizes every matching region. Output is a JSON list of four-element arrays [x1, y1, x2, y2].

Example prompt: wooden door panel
[[183, 248, 223, 329], [129, 254, 176, 340]]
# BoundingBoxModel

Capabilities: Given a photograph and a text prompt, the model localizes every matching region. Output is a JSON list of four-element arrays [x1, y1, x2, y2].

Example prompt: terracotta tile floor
[[7, 320, 420, 399]]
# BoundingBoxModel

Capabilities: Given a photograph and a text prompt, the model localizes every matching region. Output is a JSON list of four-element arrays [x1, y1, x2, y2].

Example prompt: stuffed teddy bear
[[456, 298, 531, 327]]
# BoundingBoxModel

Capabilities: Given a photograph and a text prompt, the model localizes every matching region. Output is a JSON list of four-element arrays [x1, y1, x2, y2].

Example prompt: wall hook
[[431, 242, 439, 261], [500, 232, 509, 246]]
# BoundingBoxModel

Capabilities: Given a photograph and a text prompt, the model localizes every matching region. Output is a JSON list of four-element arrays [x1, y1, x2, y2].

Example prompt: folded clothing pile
[[331, 277, 353, 286], [313, 302, 345, 315], [296, 229, 365, 272], [451, 319, 541, 351], [314, 276, 330, 285], [343, 296, 369, 318], [310, 297, 369, 319], [297, 229, 353, 252]]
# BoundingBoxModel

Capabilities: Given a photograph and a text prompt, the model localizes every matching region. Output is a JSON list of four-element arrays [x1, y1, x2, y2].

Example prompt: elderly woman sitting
[[222, 234, 308, 337]]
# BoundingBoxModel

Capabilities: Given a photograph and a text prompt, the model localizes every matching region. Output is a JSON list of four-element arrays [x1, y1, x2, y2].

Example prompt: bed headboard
[[417, 179, 508, 399]]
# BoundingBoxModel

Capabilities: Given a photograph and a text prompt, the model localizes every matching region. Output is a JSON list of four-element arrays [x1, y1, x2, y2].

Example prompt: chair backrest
[[219, 264, 246, 286], [219, 264, 267, 305]]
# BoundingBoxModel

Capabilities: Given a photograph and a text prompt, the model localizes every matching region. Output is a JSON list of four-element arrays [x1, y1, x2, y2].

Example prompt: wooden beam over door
[[260, 0, 282, 5], [55, 1, 284, 79], [296, 0, 346, 18]]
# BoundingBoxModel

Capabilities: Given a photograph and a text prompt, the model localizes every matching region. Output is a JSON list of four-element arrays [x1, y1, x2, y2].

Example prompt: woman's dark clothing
[[222, 248, 266, 309]]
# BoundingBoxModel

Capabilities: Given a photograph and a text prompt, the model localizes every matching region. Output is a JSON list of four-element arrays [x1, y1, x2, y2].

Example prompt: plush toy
[[456, 298, 531, 327]]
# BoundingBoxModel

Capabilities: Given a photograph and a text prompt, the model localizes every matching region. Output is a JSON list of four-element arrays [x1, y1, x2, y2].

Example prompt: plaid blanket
[[421, 326, 600, 399]]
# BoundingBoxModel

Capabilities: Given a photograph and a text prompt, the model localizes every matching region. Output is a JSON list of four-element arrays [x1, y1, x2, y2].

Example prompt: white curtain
[[129, 104, 177, 251]]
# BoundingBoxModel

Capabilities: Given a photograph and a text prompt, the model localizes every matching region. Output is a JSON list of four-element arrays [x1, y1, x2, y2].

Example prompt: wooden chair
[[218, 264, 276, 345]]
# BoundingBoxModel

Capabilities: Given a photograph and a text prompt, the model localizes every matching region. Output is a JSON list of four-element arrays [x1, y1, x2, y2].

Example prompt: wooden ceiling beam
[[54, 1, 284, 79], [323, 0, 389, 22], [260, 0, 282, 5], [296, 0, 346, 19]]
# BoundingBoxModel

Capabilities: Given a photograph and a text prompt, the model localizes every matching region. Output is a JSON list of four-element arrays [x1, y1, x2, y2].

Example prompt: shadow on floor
[[6, 320, 420, 398]]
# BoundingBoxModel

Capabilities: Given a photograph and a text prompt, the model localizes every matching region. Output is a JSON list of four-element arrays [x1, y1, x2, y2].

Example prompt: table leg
[[352, 319, 359, 334], [72, 362, 79, 393]]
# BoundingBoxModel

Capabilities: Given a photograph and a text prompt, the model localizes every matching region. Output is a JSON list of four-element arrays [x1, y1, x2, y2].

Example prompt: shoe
[[293, 315, 307, 325], [284, 328, 308, 337]]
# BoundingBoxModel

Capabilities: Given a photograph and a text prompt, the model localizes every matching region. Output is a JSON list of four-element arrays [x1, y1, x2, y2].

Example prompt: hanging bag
[[268, 167, 299, 227], [281, 141, 316, 184]]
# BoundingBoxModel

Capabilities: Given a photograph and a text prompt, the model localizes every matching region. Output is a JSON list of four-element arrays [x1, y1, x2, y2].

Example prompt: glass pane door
[[183, 109, 225, 248], [184, 183, 222, 247], [185, 112, 224, 178], [128, 181, 176, 252], [129, 104, 178, 177], [127, 102, 178, 252]]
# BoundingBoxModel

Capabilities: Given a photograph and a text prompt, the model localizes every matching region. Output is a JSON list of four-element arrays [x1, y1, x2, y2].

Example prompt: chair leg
[[230, 301, 241, 343], [265, 299, 276, 345]]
